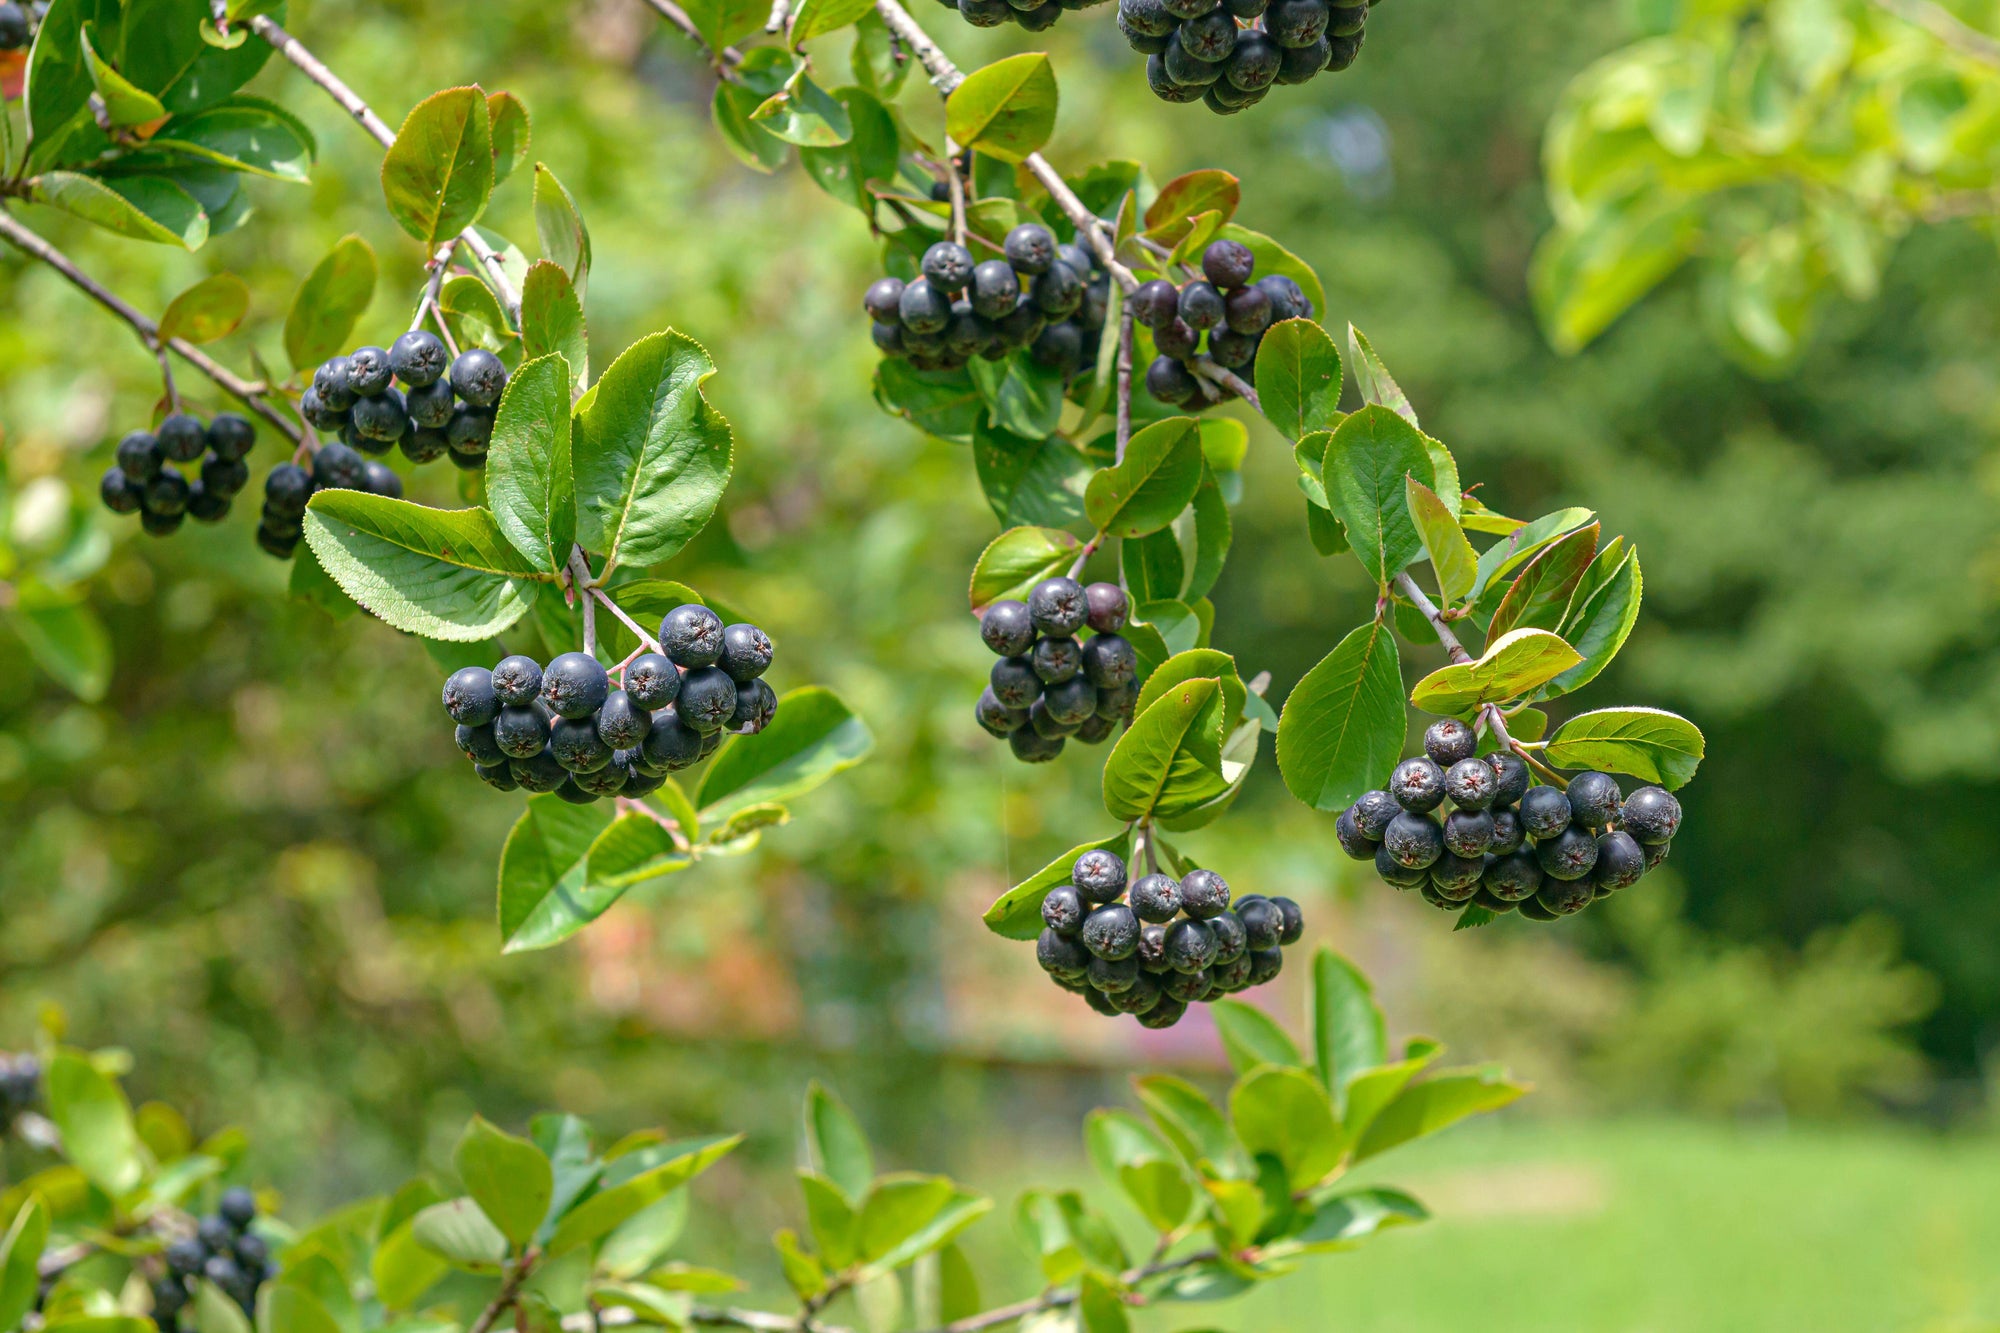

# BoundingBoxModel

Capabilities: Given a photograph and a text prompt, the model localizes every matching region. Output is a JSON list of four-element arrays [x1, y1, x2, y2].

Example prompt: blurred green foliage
[[0, 0, 1986, 1269]]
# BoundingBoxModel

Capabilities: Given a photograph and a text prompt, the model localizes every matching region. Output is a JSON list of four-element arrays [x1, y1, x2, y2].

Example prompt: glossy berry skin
[[347, 346, 393, 396], [1089, 955, 1141, 995], [575, 761, 631, 797], [1537, 877, 1595, 917], [1009, 724, 1065, 763], [613, 656, 677, 712], [494, 705, 552, 759], [550, 717, 613, 773], [1177, 280, 1226, 331], [1043, 675, 1098, 726], [450, 348, 508, 407], [1073, 848, 1129, 902], [490, 655, 543, 706], [100, 469, 142, 514], [350, 386, 407, 442], [1096, 680, 1138, 721], [980, 596, 1040, 652], [1390, 756, 1446, 813], [1442, 808, 1494, 858], [899, 278, 953, 335], [1643, 840, 1672, 872], [456, 723, 505, 767], [1031, 635, 1082, 684], [1482, 849, 1543, 902], [1145, 356, 1198, 405], [596, 690, 652, 748], [1621, 786, 1682, 844], [1131, 279, 1181, 328], [1257, 274, 1312, 321], [158, 413, 208, 462], [1178, 868, 1230, 919], [975, 688, 1026, 737], [1135, 922, 1170, 971], [1084, 583, 1128, 633], [1373, 846, 1427, 888], [1567, 771, 1623, 828], [716, 623, 773, 682], [1164, 917, 1217, 973], [1351, 789, 1400, 839], [1200, 238, 1256, 289], [218, 1188, 257, 1229], [537, 652, 608, 719], [1488, 752, 1531, 807], [1004, 223, 1056, 275], [1536, 825, 1599, 881], [507, 748, 565, 792], [1444, 757, 1498, 810], [990, 657, 1041, 710], [1488, 806, 1525, 856], [1137, 996, 1188, 1028], [313, 357, 357, 411], [921, 241, 976, 293], [406, 379, 455, 429], [1266, 0, 1328, 45], [1272, 896, 1304, 944], [403, 428, 451, 463], [864, 277, 905, 322], [261, 465, 313, 515], [202, 454, 250, 497], [1593, 831, 1647, 891], [1081, 634, 1136, 688], [207, 413, 255, 461], [361, 460, 403, 498], [116, 431, 162, 482], [1081, 904, 1141, 960], [1028, 699, 1075, 740], [1159, 969, 1210, 1004], [1336, 806, 1379, 860], [1037, 928, 1090, 978], [650, 603, 717, 667], [390, 330, 449, 387], [1224, 31, 1282, 90], [1234, 897, 1281, 952], [1129, 873, 1182, 923], [1424, 718, 1477, 767], [1519, 785, 1572, 839], [1384, 811, 1444, 869], [969, 260, 1021, 320], [446, 405, 495, 457], [1076, 714, 1116, 745], [1031, 263, 1084, 318], [641, 706, 704, 771], [554, 779, 600, 805], [313, 441, 367, 491], [1042, 884, 1086, 936], [1430, 854, 1482, 898], [1106, 972, 1164, 1014], [443, 667, 499, 725], [1208, 910, 1248, 964]]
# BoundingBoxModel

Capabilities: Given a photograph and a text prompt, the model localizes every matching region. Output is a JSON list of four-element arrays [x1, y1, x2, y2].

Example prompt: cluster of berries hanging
[[253, 443, 404, 559], [152, 1189, 275, 1325], [1137, 239, 1311, 408], [865, 223, 1111, 379], [1120, 0, 1372, 112], [1337, 720, 1682, 921], [1035, 848, 1305, 1025], [933, 0, 1104, 33], [441, 605, 777, 804], [975, 577, 1139, 762], [98, 413, 256, 536], [299, 334, 508, 472]]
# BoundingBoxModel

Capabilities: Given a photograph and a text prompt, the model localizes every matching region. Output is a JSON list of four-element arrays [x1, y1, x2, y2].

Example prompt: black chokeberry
[[201, 454, 250, 497], [730, 678, 778, 732], [314, 357, 357, 411], [921, 242, 976, 294], [542, 652, 611, 719], [1164, 917, 1216, 972], [390, 330, 448, 387], [1567, 771, 1623, 828], [1489, 806, 1525, 856], [990, 657, 1041, 710], [1031, 321, 1083, 372], [1031, 264, 1083, 320], [1164, 39, 1225, 86], [678, 666, 737, 732], [1137, 996, 1188, 1028], [403, 428, 451, 463], [1135, 922, 1170, 970], [1178, 868, 1230, 918], [969, 260, 1020, 321], [477, 761, 521, 792], [144, 466, 190, 516], [1536, 825, 1599, 881], [1424, 718, 1476, 767], [450, 349, 508, 407], [1593, 831, 1646, 891], [1442, 808, 1493, 858], [1131, 279, 1181, 329], [660, 603, 724, 668], [1430, 853, 1482, 897], [1030, 636, 1082, 685], [1224, 30, 1281, 89], [100, 468, 142, 514], [187, 481, 230, 522], [976, 688, 1026, 737], [1177, 280, 1226, 330], [1488, 752, 1531, 806], [1622, 786, 1682, 844], [313, 441, 367, 491], [1519, 785, 1572, 839], [1145, 356, 1198, 405], [1257, 274, 1312, 320], [1080, 634, 1136, 689], [348, 346, 393, 396], [624, 654, 680, 709], [864, 277, 905, 323], [1129, 873, 1181, 922], [495, 705, 552, 759], [492, 655, 543, 705], [1090, 954, 1141, 994], [1146, 53, 1206, 101], [218, 1187, 257, 1229], [1026, 577, 1085, 635], [1444, 757, 1497, 810], [1071, 848, 1127, 902], [1201, 239, 1256, 289], [442, 666, 499, 725], [981, 601, 1036, 657], [1483, 849, 1542, 901], [157, 413, 207, 462], [1076, 714, 1116, 744], [1096, 680, 1138, 721], [718, 623, 773, 682], [1374, 846, 1427, 887], [1009, 727, 1065, 762], [550, 716, 613, 773], [512, 747, 568, 792], [1222, 286, 1273, 337], [575, 763, 630, 797], [1384, 811, 1444, 869], [641, 706, 704, 771], [116, 431, 162, 482], [1336, 806, 1379, 860], [207, 413, 255, 461], [1042, 884, 1086, 935], [405, 379, 455, 430], [1536, 877, 1594, 917], [1043, 675, 1097, 726], [1209, 910, 1247, 963], [1266, 0, 1328, 44], [1108, 973, 1165, 1014], [1004, 224, 1056, 276], [1272, 896, 1303, 944], [361, 460, 403, 498], [457, 722, 505, 766], [597, 690, 651, 748], [1390, 756, 1446, 813], [446, 405, 494, 458], [1081, 904, 1141, 960], [1351, 789, 1400, 838], [900, 278, 952, 335]]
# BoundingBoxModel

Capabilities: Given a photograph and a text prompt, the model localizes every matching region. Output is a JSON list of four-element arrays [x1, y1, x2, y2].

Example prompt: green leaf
[[1209, 1000, 1304, 1076], [533, 164, 592, 300], [46, 1050, 142, 1195], [849, 12, 911, 100], [1408, 629, 1582, 718], [1275, 618, 1403, 814], [1085, 1111, 1193, 1234], [1530, 193, 1701, 355], [1545, 548, 1642, 698], [24, 0, 92, 157], [380, 86, 493, 247], [967, 526, 1080, 611], [33, 171, 208, 248], [369, 1218, 449, 1310], [1544, 707, 1704, 788], [695, 686, 874, 817], [874, 362, 981, 443], [573, 331, 733, 576], [409, 1198, 508, 1271], [973, 421, 1089, 527], [1186, 477, 1230, 602], [750, 70, 852, 147], [0, 1197, 49, 1332], [1253, 319, 1342, 442], [938, 1243, 980, 1321], [486, 91, 530, 187], [1135, 648, 1244, 726], [546, 1136, 742, 1255], [775, 1229, 826, 1300], [804, 1082, 873, 1203], [863, 1191, 988, 1274], [6, 596, 110, 701], [1131, 1076, 1244, 1181], [1341, 1052, 1440, 1144], [1077, 1274, 1130, 1333], [158, 272, 249, 345], [79, 23, 165, 126], [284, 235, 375, 372], [1345, 326, 1417, 429], [1229, 1066, 1345, 1192], [968, 353, 1066, 443], [1406, 477, 1476, 607], [982, 828, 1132, 941], [1310, 949, 1386, 1114], [800, 1173, 858, 1270], [1101, 676, 1225, 821], [1084, 417, 1203, 538], [1352, 1068, 1528, 1163], [193, 1280, 254, 1333], [302, 494, 546, 641], [945, 54, 1058, 165], [713, 80, 791, 173], [1142, 169, 1239, 241], [789, 0, 874, 44], [1318, 407, 1434, 584], [454, 1117, 553, 1246], [1270, 1187, 1427, 1257], [1487, 523, 1599, 641], [854, 1174, 955, 1265], [485, 352, 576, 576], [681, 0, 767, 56], [1122, 527, 1184, 606], [799, 87, 898, 216], [437, 273, 517, 358], [152, 97, 316, 182], [1470, 507, 1594, 601], [595, 1191, 690, 1279], [497, 794, 616, 953], [520, 262, 587, 391], [585, 814, 693, 891]]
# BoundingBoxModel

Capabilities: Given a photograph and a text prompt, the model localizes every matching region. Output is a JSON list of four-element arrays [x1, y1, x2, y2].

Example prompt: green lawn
[[1123, 1117, 2000, 1333]]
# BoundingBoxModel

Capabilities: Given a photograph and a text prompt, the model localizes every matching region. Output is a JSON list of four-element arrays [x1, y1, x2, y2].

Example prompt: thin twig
[[1066, 531, 1103, 581], [249, 15, 523, 318], [569, 548, 600, 656], [639, 0, 745, 66], [766, 0, 790, 33], [0, 208, 303, 444], [1870, 0, 2000, 66], [1393, 571, 1564, 784], [1190, 356, 1258, 410], [944, 140, 968, 249], [590, 586, 665, 653], [156, 345, 182, 412], [467, 1250, 540, 1333], [1115, 300, 1134, 460]]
